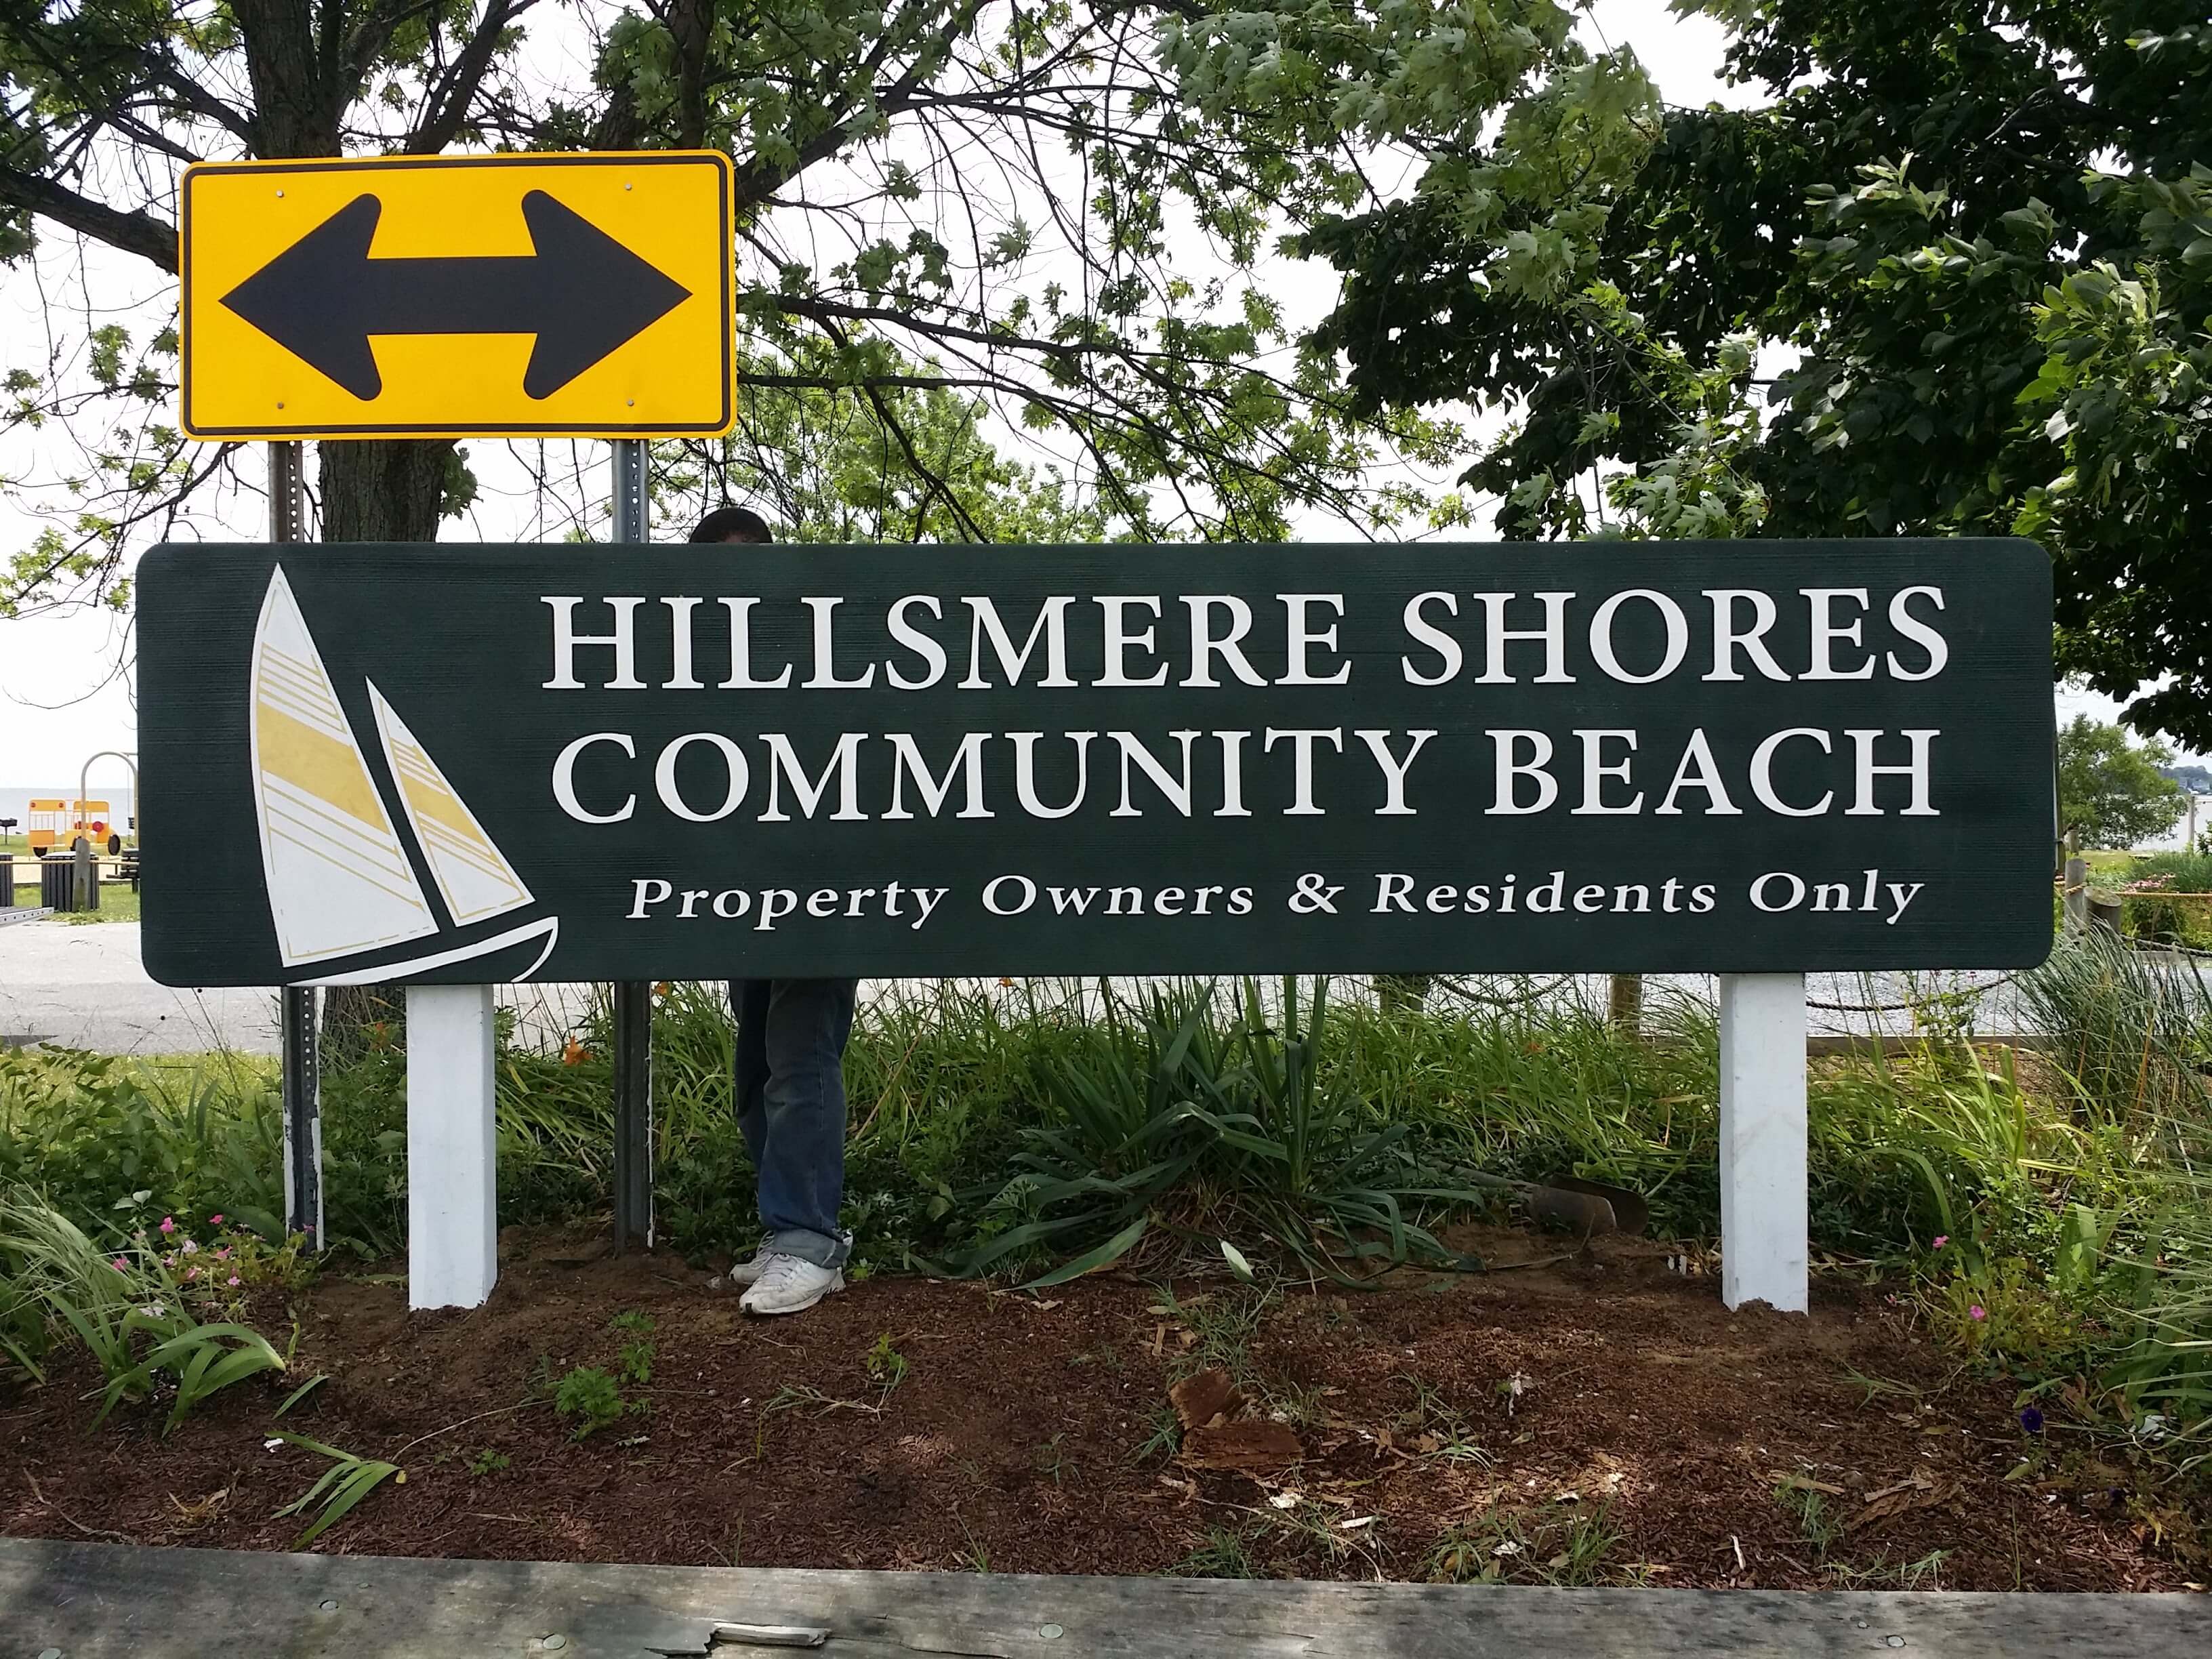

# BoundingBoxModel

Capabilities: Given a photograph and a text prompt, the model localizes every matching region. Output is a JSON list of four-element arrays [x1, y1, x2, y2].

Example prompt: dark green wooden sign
[[137, 539, 2053, 986]]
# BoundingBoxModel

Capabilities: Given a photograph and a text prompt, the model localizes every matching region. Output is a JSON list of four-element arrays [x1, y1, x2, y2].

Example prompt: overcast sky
[[0, 2, 2175, 790]]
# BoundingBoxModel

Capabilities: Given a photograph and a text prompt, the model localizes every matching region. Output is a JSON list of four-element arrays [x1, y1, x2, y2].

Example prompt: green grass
[[3, 869, 144, 920], [1425, 1504, 1633, 1586], [60, 883, 142, 923], [0, 973, 2185, 1271], [4, 956, 2211, 1465]]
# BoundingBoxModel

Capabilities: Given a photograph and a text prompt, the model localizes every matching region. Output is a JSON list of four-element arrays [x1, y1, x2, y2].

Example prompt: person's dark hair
[[689, 504, 773, 544]]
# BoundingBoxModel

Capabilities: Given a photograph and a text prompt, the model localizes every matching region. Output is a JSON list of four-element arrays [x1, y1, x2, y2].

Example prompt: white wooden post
[[406, 984, 498, 1309], [1717, 972, 1807, 1313]]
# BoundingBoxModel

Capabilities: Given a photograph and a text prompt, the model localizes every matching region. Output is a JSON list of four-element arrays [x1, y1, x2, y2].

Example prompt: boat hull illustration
[[298, 914, 559, 986]]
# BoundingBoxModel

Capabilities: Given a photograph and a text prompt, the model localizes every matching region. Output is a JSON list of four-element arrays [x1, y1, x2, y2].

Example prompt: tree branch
[[0, 167, 178, 272], [407, 0, 540, 155], [146, 56, 256, 147]]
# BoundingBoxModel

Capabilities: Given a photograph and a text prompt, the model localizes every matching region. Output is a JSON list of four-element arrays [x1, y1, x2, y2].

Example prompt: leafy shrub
[[553, 1365, 626, 1439], [0, 1049, 286, 1241], [0, 1046, 406, 1258], [0, 1191, 284, 1430]]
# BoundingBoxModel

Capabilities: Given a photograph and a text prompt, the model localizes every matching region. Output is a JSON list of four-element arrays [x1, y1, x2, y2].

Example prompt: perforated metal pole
[[270, 441, 324, 1249], [610, 438, 654, 1250]]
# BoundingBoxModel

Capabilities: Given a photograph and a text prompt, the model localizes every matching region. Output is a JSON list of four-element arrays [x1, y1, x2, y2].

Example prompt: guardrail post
[[406, 984, 499, 1309], [1718, 972, 1808, 1314], [609, 437, 654, 1251]]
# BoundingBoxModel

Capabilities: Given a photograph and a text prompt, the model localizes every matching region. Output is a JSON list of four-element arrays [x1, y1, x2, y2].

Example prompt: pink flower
[[1969, 1305, 1987, 1322], [226, 1275, 241, 1288], [158, 1216, 175, 1235], [110, 1258, 128, 1272], [1932, 1235, 1948, 1249], [185, 1267, 199, 1281], [214, 1248, 230, 1261], [208, 1214, 223, 1225], [162, 1254, 175, 1267]]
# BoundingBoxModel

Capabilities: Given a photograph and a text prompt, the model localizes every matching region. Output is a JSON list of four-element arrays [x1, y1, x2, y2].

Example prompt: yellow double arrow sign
[[181, 152, 733, 441]]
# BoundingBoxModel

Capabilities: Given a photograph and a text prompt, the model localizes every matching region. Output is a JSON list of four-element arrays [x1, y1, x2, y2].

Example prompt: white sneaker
[[726, 1244, 776, 1286], [739, 1254, 845, 1317]]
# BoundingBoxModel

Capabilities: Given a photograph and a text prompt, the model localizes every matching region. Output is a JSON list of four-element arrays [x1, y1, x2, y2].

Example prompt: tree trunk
[[1608, 972, 1643, 1036], [1375, 972, 1432, 1014], [316, 437, 455, 1054], [320, 439, 454, 541]]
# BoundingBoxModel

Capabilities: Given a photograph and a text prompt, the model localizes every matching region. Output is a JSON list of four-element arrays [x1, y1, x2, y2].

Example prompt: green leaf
[[1019, 1216, 1149, 1289], [1219, 1240, 1255, 1282], [274, 1372, 330, 1418]]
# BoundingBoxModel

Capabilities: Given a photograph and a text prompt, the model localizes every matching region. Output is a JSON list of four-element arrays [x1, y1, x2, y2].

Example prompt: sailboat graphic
[[250, 566, 558, 985]]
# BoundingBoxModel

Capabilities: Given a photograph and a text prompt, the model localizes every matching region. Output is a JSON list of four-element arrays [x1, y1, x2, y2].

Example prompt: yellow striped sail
[[250, 567, 439, 964], [367, 682, 534, 927]]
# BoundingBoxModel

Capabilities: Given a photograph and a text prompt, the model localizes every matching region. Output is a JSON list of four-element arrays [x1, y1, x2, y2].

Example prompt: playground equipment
[[25, 799, 118, 857], [26, 752, 142, 861]]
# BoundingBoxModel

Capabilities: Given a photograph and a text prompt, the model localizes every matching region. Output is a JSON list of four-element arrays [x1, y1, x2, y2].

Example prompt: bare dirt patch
[[1, 1226, 2200, 1589]]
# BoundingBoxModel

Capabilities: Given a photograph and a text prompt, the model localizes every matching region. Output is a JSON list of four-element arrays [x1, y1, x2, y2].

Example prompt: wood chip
[[1764, 1470, 1846, 1496], [1169, 1367, 1241, 1431], [1850, 1469, 1959, 1530], [1181, 1422, 1303, 1471]]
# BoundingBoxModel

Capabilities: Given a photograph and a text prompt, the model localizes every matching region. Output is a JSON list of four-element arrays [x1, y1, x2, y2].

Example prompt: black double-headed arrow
[[220, 190, 692, 401]]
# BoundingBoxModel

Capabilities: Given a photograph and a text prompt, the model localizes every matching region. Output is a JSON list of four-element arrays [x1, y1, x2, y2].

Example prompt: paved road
[[0, 920, 600, 1055], [1, 918, 281, 1053], [1, 914, 2049, 1057]]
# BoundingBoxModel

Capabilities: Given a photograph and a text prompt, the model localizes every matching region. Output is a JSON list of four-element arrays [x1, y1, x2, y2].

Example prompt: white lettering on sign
[[535, 585, 1960, 829], [541, 583, 1954, 693], [548, 724, 1944, 826]]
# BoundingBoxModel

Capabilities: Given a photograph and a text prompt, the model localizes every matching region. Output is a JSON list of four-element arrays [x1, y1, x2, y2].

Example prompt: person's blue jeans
[[730, 977, 857, 1268]]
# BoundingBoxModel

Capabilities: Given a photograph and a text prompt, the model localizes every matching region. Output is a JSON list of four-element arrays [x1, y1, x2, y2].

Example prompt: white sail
[[367, 681, 535, 927], [250, 567, 439, 965]]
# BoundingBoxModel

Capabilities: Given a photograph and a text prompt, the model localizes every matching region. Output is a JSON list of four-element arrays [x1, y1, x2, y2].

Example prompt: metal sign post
[[609, 438, 653, 1252], [269, 439, 324, 1250]]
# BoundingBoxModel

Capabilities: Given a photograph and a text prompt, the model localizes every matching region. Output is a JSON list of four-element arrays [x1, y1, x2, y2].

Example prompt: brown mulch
[[1, 1225, 2204, 1589]]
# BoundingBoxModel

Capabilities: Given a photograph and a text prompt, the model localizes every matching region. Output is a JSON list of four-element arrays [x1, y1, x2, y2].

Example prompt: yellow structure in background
[[26, 800, 118, 857], [180, 151, 734, 441]]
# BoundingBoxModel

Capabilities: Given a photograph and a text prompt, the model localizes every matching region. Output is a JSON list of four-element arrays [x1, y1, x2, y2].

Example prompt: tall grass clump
[[945, 977, 1504, 1284], [1340, 981, 1721, 1234], [2017, 929, 2212, 1125], [2097, 1134, 2212, 1467]]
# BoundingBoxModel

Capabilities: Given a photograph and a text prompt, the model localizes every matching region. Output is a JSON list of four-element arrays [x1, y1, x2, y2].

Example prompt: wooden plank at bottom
[[1, 1538, 2205, 1658]]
